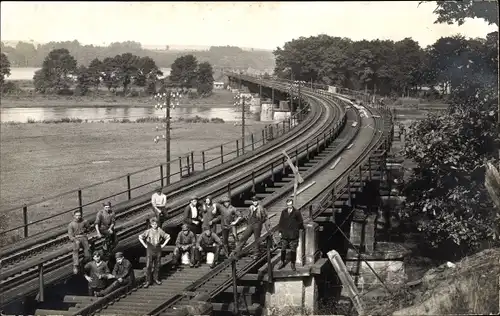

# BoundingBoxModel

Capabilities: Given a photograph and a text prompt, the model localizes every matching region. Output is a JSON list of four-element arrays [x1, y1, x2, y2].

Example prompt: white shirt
[[190, 204, 198, 218], [151, 193, 167, 207]]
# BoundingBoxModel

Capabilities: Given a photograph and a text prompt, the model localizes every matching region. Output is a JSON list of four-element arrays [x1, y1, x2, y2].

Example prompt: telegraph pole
[[154, 90, 182, 185], [234, 93, 251, 154]]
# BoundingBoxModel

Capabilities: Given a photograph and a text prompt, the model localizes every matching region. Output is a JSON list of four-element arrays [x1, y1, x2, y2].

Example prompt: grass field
[[0, 121, 268, 237]]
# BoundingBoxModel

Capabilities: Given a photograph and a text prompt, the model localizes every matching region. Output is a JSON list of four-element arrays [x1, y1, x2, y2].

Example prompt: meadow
[[0, 120, 268, 237]]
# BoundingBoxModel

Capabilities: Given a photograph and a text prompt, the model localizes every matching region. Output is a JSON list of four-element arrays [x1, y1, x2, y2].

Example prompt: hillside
[[0, 40, 276, 72]]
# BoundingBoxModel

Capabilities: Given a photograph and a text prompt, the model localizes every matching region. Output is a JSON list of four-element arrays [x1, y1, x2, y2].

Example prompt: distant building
[[213, 82, 225, 90]]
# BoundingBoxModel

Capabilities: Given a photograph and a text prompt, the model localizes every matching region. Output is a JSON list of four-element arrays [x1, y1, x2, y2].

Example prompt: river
[[0, 106, 260, 123]]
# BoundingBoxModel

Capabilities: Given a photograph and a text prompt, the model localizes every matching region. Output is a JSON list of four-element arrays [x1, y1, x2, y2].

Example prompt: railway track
[[1, 77, 348, 308], [32, 83, 394, 316]]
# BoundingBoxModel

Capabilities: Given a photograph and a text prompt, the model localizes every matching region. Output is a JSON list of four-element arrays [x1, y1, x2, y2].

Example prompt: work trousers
[[194, 245, 220, 265], [235, 223, 262, 256], [221, 226, 239, 252], [99, 277, 133, 296], [146, 246, 162, 283], [173, 245, 195, 265], [280, 238, 299, 263], [147, 207, 167, 228], [72, 236, 91, 267], [99, 229, 117, 260], [88, 285, 106, 297]]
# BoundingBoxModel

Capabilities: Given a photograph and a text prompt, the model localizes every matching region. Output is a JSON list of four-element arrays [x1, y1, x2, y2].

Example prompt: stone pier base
[[264, 259, 328, 316]]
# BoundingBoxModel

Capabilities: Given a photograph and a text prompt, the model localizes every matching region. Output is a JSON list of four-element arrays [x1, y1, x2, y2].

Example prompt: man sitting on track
[[68, 209, 92, 275], [194, 226, 226, 268], [96, 252, 135, 297], [84, 251, 112, 297], [172, 223, 197, 269], [95, 202, 117, 260]]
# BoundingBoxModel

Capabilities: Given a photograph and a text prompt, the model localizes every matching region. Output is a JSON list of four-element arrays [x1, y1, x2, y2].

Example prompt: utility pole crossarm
[[282, 150, 304, 184]]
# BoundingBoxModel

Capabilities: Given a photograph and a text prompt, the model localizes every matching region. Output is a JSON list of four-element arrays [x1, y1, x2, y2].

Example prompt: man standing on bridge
[[183, 195, 202, 235], [173, 224, 197, 269], [235, 196, 270, 259], [95, 202, 116, 260], [68, 209, 92, 275], [151, 186, 168, 228], [194, 226, 226, 268], [139, 218, 171, 287], [218, 195, 242, 252], [201, 195, 219, 233], [277, 198, 304, 271]]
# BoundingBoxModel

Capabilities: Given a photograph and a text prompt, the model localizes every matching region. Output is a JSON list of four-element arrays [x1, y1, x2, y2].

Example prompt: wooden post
[[236, 140, 240, 157], [227, 182, 232, 197], [266, 236, 273, 282], [178, 157, 183, 178], [359, 166, 363, 182], [271, 161, 275, 182], [231, 259, 239, 314], [306, 143, 309, 159], [252, 171, 256, 193], [202, 151, 206, 171], [127, 174, 131, 200], [262, 129, 265, 145], [316, 137, 319, 154], [347, 175, 352, 206], [160, 165, 164, 187], [220, 145, 224, 164], [23, 205, 28, 238], [78, 190, 83, 214], [191, 151, 194, 173], [368, 157, 372, 180], [38, 263, 45, 302], [251, 134, 255, 151], [186, 155, 190, 176]]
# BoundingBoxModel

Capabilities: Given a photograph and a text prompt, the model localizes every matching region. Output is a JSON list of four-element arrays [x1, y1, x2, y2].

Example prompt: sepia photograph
[[0, 1, 498, 315]]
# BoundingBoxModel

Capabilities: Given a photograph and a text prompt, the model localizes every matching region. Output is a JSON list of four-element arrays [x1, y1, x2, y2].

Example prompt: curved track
[[1, 77, 348, 308], [58, 77, 393, 316]]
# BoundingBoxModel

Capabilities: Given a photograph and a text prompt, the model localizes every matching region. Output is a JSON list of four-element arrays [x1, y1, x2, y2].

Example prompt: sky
[[1, 1, 497, 50]]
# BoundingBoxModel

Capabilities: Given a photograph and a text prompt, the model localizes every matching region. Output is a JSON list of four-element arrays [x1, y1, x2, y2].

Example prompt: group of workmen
[[67, 186, 304, 296]]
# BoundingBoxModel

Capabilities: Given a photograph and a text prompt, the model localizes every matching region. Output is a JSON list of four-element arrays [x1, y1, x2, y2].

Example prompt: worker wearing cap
[[68, 209, 92, 275], [83, 251, 112, 297], [277, 198, 304, 271], [96, 252, 135, 297], [183, 195, 202, 235], [194, 226, 226, 268], [235, 196, 269, 259], [95, 201, 117, 260], [201, 195, 220, 233], [218, 195, 242, 251], [173, 223, 197, 269], [151, 187, 168, 227], [139, 218, 171, 287]]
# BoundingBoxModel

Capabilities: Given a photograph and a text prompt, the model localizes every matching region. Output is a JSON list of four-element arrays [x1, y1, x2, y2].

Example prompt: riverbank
[[0, 89, 238, 108], [0, 121, 267, 234]]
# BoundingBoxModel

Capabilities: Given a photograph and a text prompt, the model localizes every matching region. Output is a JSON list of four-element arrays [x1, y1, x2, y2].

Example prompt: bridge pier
[[263, 220, 326, 316]]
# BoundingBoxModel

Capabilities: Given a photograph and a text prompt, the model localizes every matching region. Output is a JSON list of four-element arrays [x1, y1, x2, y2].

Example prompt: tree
[[113, 53, 140, 92], [0, 53, 11, 85], [423, 0, 499, 27], [100, 57, 120, 92], [402, 5, 499, 256], [34, 48, 77, 93], [169, 54, 198, 88], [135, 56, 162, 89], [87, 58, 103, 92], [75, 66, 92, 96], [197, 62, 214, 96]]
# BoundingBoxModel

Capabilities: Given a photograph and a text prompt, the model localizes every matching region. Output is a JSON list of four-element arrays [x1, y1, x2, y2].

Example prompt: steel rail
[[1, 80, 346, 307], [73, 93, 362, 316]]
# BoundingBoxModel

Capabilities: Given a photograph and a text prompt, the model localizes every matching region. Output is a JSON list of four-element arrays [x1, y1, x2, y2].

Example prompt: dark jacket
[[278, 207, 304, 240], [183, 204, 202, 227], [112, 258, 135, 284]]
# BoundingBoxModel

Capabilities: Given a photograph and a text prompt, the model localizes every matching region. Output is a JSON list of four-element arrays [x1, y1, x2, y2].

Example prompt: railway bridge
[[0, 73, 395, 316]]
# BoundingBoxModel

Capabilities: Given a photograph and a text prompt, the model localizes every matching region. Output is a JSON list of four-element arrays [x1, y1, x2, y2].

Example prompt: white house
[[213, 82, 225, 90]]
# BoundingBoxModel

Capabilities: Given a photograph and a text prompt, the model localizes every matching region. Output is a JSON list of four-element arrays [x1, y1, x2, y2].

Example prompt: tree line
[[273, 31, 497, 99], [0, 49, 215, 97], [0, 41, 275, 71]]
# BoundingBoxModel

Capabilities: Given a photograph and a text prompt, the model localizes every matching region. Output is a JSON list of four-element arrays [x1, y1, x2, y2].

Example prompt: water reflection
[[0, 106, 260, 123]]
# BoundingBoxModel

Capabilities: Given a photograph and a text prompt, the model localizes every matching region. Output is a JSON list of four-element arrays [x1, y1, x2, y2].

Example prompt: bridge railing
[[0, 85, 310, 243]]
